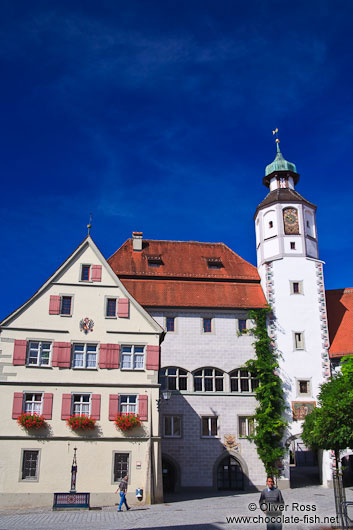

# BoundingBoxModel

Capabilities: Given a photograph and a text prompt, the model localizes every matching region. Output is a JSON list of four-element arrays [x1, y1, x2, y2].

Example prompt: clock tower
[[254, 138, 331, 488]]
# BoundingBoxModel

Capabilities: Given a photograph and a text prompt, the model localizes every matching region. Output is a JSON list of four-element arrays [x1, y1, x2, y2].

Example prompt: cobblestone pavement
[[0, 486, 352, 530]]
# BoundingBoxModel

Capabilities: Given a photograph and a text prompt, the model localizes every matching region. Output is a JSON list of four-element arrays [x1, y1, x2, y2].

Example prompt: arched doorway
[[162, 456, 179, 493], [217, 455, 244, 490]]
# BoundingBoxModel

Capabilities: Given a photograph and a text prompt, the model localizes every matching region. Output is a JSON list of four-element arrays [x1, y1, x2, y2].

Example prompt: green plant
[[17, 413, 46, 430], [244, 306, 287, 478]]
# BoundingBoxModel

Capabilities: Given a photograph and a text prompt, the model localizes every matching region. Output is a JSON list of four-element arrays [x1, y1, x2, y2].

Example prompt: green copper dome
[[265, 143, 297, 176]]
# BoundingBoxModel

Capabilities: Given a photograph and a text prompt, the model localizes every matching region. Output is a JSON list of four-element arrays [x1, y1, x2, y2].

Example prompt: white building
[[254, 141, 332, 487], [0, 236, 164, 508]]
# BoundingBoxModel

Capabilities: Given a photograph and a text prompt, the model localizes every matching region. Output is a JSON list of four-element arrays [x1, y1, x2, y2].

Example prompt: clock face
[[283, 208, 299, 235]]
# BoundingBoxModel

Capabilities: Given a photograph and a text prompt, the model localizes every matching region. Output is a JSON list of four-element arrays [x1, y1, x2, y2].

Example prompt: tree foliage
[[302, 356, 353, 454], [245, 307, 287, 477]]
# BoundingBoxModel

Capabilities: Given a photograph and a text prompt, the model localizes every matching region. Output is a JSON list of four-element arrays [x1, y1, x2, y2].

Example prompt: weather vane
[[272, 127, 280, 144], [87, 213, 92, 236]]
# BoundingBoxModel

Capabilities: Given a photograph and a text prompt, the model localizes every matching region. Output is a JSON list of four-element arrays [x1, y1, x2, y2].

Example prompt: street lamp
[[156, 390, 172, 410]]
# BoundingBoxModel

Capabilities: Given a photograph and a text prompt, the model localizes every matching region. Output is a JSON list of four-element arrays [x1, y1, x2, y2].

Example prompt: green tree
[[302, 356, 353, 469], [245, 307, 287, 478]]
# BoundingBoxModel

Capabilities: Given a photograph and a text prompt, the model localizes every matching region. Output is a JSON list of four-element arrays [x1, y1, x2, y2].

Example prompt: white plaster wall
[[263, 238, 280, 260]]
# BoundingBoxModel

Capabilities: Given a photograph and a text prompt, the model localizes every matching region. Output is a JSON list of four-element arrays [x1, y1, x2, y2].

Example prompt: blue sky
[[1, 0, 353, 319]]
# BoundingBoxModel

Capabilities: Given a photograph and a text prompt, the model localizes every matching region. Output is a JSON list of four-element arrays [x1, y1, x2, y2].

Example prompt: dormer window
[[207, 257, 223, 270], [146, 255, 163, 267]]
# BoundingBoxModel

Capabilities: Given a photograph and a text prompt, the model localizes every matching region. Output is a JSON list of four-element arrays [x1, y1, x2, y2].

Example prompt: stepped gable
[[326, 288, 353, 358]]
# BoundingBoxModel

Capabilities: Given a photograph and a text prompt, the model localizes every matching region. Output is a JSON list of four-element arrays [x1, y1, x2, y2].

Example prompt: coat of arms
[[80, 317, 94, 334], [224, 434, 240, 453]]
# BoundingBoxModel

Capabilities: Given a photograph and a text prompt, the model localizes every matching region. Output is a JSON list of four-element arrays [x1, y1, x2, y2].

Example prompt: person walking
[[116, 475, 130, 512], [259, 476, 284, 530]]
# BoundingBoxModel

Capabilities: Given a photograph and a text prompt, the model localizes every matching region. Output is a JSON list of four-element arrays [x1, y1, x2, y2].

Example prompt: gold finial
[[272, 127, 280, 143], [87, 213, 92, 236]]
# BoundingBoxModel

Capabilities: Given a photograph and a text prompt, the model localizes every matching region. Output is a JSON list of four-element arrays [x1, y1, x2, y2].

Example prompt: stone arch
[[212, 450, 250, 491], [161, 453, 181, 493]]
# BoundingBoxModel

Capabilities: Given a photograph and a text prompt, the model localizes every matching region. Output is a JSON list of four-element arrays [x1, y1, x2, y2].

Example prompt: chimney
[[132, 231, 143, 251]]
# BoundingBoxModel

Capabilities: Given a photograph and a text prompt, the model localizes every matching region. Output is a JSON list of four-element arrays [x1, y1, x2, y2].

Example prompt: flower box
[[114, 413, 141, 431], [17, 413, 46, 430], [66, 415, 96, 431]]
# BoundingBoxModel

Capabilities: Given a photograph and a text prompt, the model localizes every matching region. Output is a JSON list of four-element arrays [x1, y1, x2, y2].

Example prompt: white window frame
[[230, 369, 258, 393], [27, 341, 52, 367], [163, 415, 182, 438], [201, 416, 218, 438], [105, 297, 117, 318], [160, 367, 188, 391], [119, 395, 137, 414], [20, 449, 41, 482], [193, 368, 224, 392], [72, 343, 97, 369], [24, 392, 43, 415], [120, 345, 145, 370], [296, 378, 312, 397], [202, 317, 213, 334], [72, 393, 91, 416], [80, 264, 92, 282], [59, 294, 73, 317], [238, 416, 255, 438], [290, 281, 303, 295], [293, 332, 305, 351]]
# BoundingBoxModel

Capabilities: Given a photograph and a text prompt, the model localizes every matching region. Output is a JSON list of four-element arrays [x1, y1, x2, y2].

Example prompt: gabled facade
[[326, 288, 353, 369], [109, 236, 269, 491], [0, 236, 164, 508]]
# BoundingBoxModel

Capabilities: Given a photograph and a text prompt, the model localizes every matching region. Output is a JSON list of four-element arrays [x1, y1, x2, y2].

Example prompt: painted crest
[[79, 317, 94, 334], [224, 434, 240, 453]]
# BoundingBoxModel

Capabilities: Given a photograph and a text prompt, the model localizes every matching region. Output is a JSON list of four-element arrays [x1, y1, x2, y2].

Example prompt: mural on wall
[[292, 401, 316, 421]]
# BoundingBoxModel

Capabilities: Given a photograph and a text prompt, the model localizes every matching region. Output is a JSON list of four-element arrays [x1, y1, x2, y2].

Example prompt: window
[[290, 281, 303, 295], [207, 258, 223, 269], [202, 317, 212, 333], [113, 453, 129, 483], [163, 415, 182, 438], [147, 255, 163, 267], [21, 450, 40, 481], [106, 298, 117, 317], [306, 220, 310, 228], [238, 319, 247, 333], [194, 368, 223, 392], [72, 394, 90, 415], [297, 379, 311, 396], [81, 265, 91, 281], [121, 345, 145, 370], [119, 395, 137, 414], [269, 221, 273, 228], [160, 367, 188, 391], [290, 241, 296, 250], [72, 344, 97, 369], [201, 416, 218, 437], [166, 316, 175, 332], [230, 370, 259, 392], [24, 393, 43, 414], [61, 296, 72, 315], [294, 332, 304, 350], [27, 342, 51, 367], [239, 417, 255, 438]]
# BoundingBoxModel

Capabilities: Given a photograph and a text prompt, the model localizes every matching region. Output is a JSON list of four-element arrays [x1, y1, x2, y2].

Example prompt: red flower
[[17, 413, 45, 430]]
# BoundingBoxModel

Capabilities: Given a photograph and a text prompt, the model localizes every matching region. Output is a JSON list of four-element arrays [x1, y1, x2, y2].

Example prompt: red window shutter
[[99, 344, 120, 369], [139, 395, 148, 421], [12, 392, 23, 419], [146, 345, 160, 370], [52, 342, 71, 368], [98, 344, 107, 369], [118, 298, 129, 318], [42, 393, 53, 419], [91, 265, 102, 282], [61, 394, 72, 420], [91, 394, 101, 420], [49, 295, 61, 315], [13, 340, 27, 366], [109, 395, 119, 420]]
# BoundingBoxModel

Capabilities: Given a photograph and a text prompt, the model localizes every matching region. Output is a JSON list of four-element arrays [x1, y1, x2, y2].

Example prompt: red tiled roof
[[109, 240, 260, 280], [108, 239, 267, 309], [326, 288, 353, 358], [119, 278, 267, 309]]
